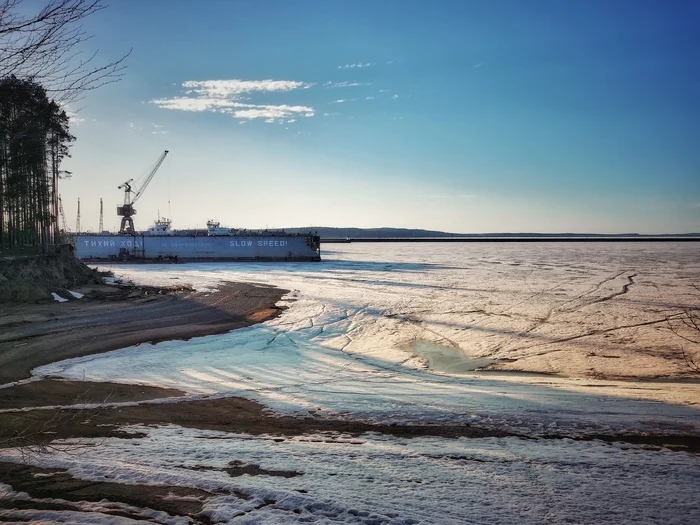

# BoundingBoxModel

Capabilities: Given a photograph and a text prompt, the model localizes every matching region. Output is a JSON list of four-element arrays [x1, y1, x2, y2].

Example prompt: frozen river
[[5, 242, 700, 524]]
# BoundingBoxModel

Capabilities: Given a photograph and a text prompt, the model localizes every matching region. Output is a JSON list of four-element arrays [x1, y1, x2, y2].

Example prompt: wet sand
[[0, 281, 287, 384]]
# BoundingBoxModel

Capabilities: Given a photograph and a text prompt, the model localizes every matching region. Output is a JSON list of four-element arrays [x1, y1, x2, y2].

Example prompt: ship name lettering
[[92, 239, 115, 247], [229, 240, 254, 247], [118, 240, 141, 248], [89, 239, 114, 247]]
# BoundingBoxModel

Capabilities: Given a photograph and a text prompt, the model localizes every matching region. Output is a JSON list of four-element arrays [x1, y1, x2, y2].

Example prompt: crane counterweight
[[117, 150, 169, 234]]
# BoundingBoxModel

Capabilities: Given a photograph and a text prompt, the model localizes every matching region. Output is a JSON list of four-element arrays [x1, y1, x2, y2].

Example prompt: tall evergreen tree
[[0, 75, 74, 251]]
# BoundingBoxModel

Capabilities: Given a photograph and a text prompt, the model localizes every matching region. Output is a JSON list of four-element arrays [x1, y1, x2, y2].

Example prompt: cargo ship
[[72, 150, 320, 262], [73, 219, 321, 262]]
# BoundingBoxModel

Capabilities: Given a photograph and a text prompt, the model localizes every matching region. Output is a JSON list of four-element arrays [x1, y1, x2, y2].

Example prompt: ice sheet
[[35, 242, 700, 435], [8, 243, 700, 524]]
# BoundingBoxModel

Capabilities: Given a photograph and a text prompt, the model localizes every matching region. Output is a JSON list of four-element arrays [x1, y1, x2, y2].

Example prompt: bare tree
[[0, 0, 130, 102]]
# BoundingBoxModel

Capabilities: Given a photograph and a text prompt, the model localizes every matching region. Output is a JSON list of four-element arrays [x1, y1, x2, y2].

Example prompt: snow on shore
[[1, 425, 698, 525], [12, 242, 700, 524]]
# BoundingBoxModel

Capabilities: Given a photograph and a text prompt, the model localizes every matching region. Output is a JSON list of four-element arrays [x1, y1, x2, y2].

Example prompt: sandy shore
[[0, 281, 286, 384]]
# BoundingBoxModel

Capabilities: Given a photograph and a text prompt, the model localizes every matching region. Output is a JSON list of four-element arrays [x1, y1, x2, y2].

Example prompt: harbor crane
[[117, 150, 169, 234], [58, 195, 68, 232]]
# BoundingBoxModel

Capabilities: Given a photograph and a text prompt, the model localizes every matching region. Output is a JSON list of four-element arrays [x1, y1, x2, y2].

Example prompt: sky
[[58, 0, 700, 234]]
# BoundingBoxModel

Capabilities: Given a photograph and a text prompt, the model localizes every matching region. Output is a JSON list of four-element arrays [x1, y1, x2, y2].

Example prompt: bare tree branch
[[0, 0, 129, 102]]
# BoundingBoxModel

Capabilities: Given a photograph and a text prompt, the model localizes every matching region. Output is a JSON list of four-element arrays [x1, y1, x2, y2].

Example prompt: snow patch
[[51, 292, 68, 302]]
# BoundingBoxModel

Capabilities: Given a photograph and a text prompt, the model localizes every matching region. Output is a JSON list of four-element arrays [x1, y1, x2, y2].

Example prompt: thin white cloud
[[182, 79, 312, 98], [337, 62, 375, 69], [391, 94, 400, 99], [152, 96, 236, 112], [365, 96, 375, 100], [325, 81, 371, 89], [65, 110, 84, 125], [232, 104, 314, 120], [152, 79, 315, 123], [323, 112, 339, 117], [130, 122, 168, 134], [473, 63, 483, 68], [331, 99, 356, 104]]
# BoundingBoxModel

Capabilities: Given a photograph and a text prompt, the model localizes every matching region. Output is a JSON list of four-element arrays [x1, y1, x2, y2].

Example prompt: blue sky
[[60, 0, 699, 233]]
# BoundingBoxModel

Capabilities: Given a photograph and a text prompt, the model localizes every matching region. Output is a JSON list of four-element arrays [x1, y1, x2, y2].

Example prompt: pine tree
[[0, 76, 74, 251]]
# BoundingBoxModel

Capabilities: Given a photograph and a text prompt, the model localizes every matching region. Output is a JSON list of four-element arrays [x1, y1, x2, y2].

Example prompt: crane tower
[[58, 196, 68, 232], [98, 198, 103, 232], [117, 150, 169, 234]]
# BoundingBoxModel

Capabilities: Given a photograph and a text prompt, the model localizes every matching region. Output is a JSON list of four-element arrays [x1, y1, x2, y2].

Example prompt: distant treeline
[[0, 76, 74, 252], [284, 227, 700, 239]]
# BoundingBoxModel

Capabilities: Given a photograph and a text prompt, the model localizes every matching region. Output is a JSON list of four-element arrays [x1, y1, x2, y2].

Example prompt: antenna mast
[[76, 198, 81, 233], [99, 198, 104, 232]]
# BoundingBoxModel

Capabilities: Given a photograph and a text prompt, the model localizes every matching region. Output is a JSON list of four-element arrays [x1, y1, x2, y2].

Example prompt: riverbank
[[0, 281, 287, 384]]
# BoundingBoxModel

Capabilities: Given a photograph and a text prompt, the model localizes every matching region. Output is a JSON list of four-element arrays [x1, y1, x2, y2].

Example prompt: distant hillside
[[284, 227, 700, 238], [284, 227, 463, 238]]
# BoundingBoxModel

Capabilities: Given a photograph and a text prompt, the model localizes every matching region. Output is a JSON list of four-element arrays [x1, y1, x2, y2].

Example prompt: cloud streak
[[325, 81, 371, 89], [182, 79, 312, 97], [152, 79, 315, 123], [337, 62, 375, 69]]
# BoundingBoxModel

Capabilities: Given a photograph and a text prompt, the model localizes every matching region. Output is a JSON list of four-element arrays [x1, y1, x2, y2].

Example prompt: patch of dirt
[[0, 462, 216, 521], [0, 395, 514, 448], [224, 460, 303, 478], [0, 379, 185, 409]]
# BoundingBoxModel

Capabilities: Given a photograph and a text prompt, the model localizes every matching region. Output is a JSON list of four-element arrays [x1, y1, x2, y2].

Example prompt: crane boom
[[133, 150, 169, 203], [117, 150, 169, 234]]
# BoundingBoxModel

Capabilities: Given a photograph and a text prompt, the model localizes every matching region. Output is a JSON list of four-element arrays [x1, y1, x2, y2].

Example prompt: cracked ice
[[13, 242, 700, 524]]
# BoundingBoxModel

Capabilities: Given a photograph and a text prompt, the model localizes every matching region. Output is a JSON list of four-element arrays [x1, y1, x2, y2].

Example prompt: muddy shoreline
[[0, 281, 287, 384]]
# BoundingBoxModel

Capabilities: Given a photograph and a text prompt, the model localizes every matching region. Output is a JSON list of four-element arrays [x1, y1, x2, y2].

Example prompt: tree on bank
[[0, 0, 128, 250], [0, 76, 74, 250]]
